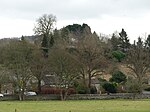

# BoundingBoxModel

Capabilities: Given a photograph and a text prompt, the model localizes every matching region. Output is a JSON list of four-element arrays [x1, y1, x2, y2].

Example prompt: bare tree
[[75, 35, 108, 93], [4, 40, 35, 100], [30, 48, 48, 94], [33, 14, 56, 57], [0, 65, 12, 93], [48, 49, 80, 100], [33, 14, 56, 36], [126, 37, 150, 93]]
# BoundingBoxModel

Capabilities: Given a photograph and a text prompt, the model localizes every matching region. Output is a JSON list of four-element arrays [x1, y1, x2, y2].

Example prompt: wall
[[0, 93, 150, 101], [67, 93, 150, 100]]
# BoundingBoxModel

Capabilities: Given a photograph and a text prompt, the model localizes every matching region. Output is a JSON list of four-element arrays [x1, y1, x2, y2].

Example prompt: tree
[[145, 35, 150, 49], [110, 33, 120, 51], [33, 14, 56, 57], [4, 40, 35, 100], [112, 50, 125, 62], [75, 35, 108, 93], [41, 34, 49, 57], [0, 65, 12, 93], [54, 23, 109, 94], [119, 29, 130, 52], [125, 77, 141, 99], [60, 23, 92, 42], [126, 37, 150, 93], [34, 14, 56, 36], [30, 48, 48, 94], [48, 49, 80, 100]]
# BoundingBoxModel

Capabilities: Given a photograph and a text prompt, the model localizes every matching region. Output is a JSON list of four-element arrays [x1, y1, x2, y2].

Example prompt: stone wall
[[0, 93, 150, 101], [67, 93, 150, 100]]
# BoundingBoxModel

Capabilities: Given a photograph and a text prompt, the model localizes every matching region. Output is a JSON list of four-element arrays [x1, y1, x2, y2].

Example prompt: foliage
[[90, 86, 97, 94], [119, 29, 130, 52], [60, 23, 91, 42], [145, 35, 150, 48], [102, 82, 117, 94], [1, 20, 150, 99], [112, 50, 125, 62], [109, 71, 127, 83], [41, 34, 49, 57], [144, 87, 150, 91], [74, 81, 87, 94], [65, 23, 90, 33], [110, 33, 120, 51]]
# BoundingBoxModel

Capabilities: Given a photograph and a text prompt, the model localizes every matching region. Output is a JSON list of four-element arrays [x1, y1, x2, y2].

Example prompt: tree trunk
[[19, 89, 24, 101], [19, 83, 25, 101], [60, 89, 64, 100], [138, 77, 143, 94], [63, 91, 68, 100], [38, 79, 41, 94], [60, 89, 68, 100], [87, 73, 91, 94], [0, 84, 1, 93]]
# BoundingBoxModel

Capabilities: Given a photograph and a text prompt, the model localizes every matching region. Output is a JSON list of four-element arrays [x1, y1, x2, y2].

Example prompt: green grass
[[0, 99, 149, 112]]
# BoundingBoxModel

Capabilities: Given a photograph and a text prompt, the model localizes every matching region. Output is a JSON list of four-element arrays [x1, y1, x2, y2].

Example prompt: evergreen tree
[[119, 29, 130, 52], [49, 34, 54, 48], [41, 34, 49, 57], [21, 35, 25, 41], [145, 35, 150, 49], [34, 14, 56, 57], [110, 33, 120, 51]]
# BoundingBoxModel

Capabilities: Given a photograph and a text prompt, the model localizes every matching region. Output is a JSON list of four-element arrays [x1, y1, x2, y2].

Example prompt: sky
[[0, 0, 150, 42]]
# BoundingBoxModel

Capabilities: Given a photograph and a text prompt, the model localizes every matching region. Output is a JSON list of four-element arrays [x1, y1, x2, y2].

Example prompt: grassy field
[[0, 99, 149, 112]]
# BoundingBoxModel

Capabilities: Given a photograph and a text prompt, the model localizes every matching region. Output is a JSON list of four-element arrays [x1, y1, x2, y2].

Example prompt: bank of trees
[[0, 14, 149, 100]]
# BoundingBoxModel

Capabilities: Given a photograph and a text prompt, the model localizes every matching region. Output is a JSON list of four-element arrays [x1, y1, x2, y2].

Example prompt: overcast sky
[[0, 0, 150, 42]]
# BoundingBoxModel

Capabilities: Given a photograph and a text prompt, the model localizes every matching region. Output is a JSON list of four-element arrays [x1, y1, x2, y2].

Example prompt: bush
[[77, 86, 87, 94], [112, 50, 125, 62], [90, 86, 97, 94], [125, 77, 140, 93], [144, 87, 150, 91], [74, 82, 87, 94], [102, 82, 117, 94], [109, 71, 127, 84]]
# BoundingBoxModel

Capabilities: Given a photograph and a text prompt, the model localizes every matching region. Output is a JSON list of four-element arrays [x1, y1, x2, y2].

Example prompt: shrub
[[112, 50, 125, 62], [109, 71, 127, 84], [74, 82, 87, 94], [125, 77, 140, 93], [144, 87, 150, 91], [90, 86, 97, 94], [102, 82, 117, 94]]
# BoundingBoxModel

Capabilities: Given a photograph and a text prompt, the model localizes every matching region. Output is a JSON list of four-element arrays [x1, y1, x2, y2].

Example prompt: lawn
[[0, 99, 149, 112]]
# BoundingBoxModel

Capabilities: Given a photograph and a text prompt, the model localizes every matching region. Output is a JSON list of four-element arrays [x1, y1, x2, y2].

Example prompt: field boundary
[[0, 93, 150, 101]]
